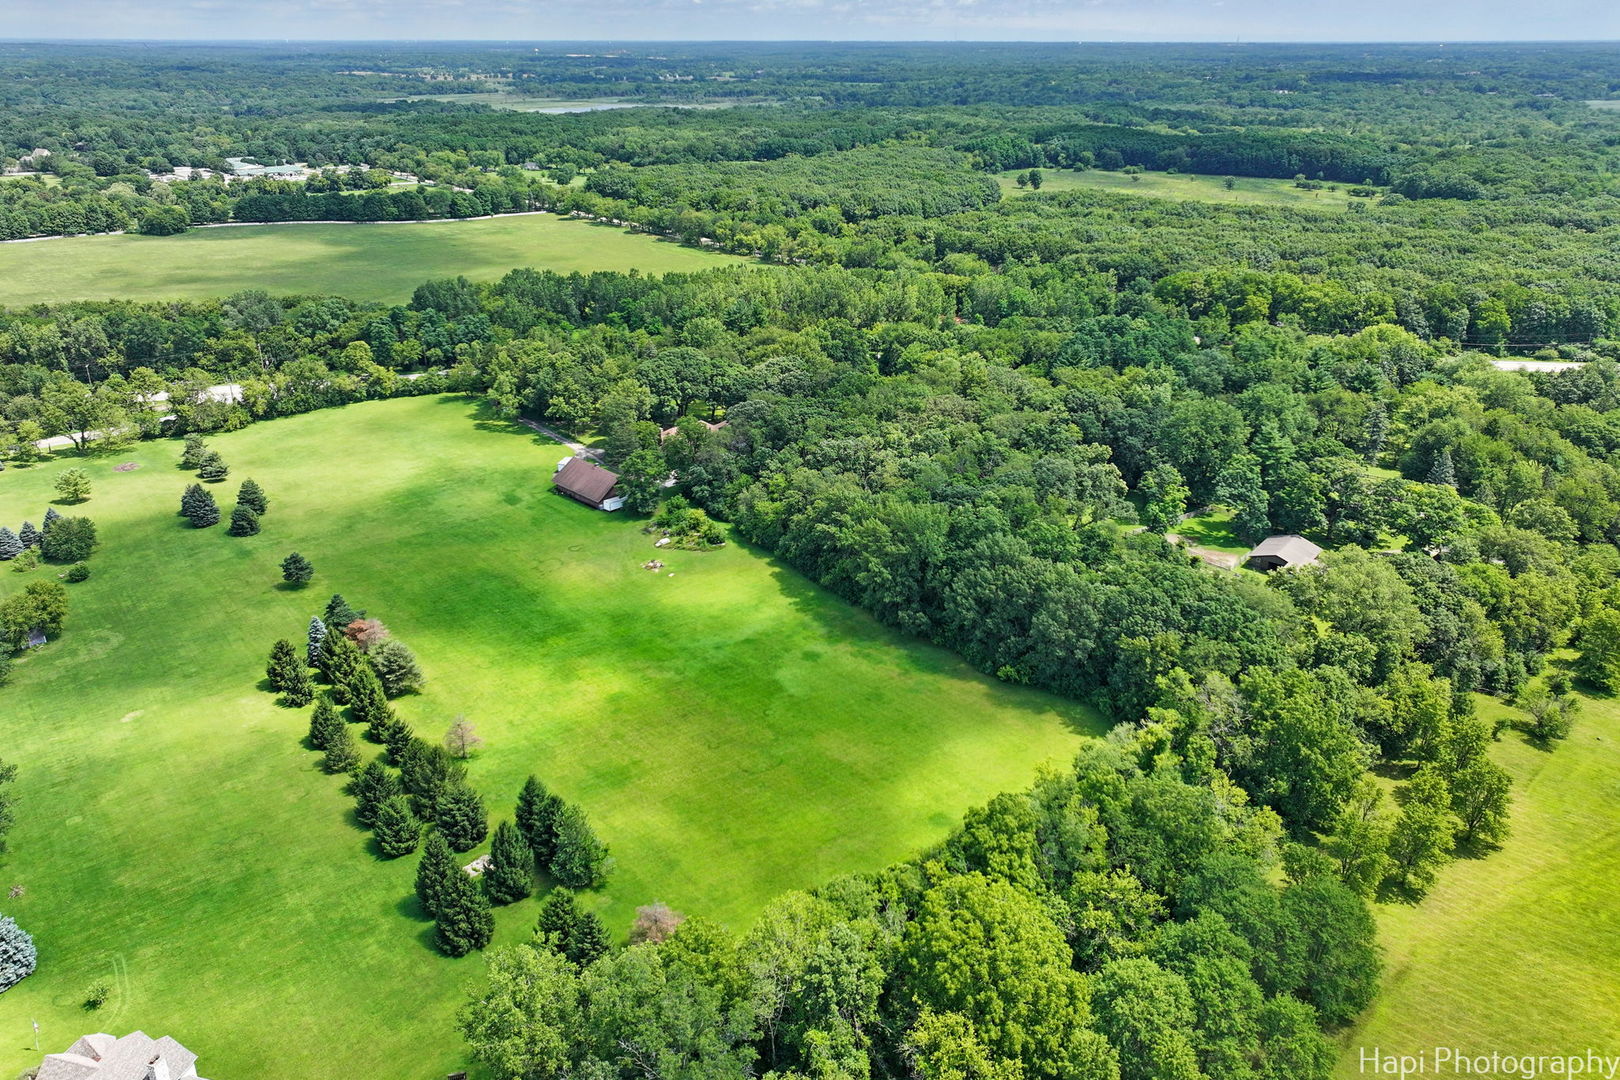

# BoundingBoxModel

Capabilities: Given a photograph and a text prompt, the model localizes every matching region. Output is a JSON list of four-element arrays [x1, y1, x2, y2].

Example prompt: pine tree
[[265, 639, 303, 693], [1426, 448, 1457, 488], [373, 795, 422, 858], [414, 829, 457, 918], [436, 784, 489, 852], [483, 821, 534, 905], [237, 478, 269, 515], [197, 450, 229, 482], [180, 433, 208, 470], [515, 775, 564, 868], [369, 639, 424, 697], [41, 507, 61, 534], [280, 551, 314, 586], [306, 616, 328, 666], [534, 888, 609, 967], [307, 697, 344, 750], [400, 739, 465, 817], [0, 528, 20, 561], [548, 803, 608, 889], [0, 914, 38, 992], [346, 665, 390, 733], [323, 593, 361, 628], [183, 485, 219, 528], [281, 659, 315, 707], [228, 504, 261, 536], [434, 864, 495, 957], [319, 632, 363, 703], [351, 760, 403, 826], [17, 522, 39, 550], [322, 723, 361, 774], [378, 714, 417, 763]]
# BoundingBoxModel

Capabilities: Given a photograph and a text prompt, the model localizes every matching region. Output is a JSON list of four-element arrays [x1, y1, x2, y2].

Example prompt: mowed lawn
[[0, 213, 742, 306], [997, 168, 1375, 208], [1337, 690, 1620, 1074], [0, 395, 1093, 1078]]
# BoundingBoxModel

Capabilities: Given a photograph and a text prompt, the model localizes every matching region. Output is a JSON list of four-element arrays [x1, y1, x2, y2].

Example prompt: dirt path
[[519, 417, 603, 461]]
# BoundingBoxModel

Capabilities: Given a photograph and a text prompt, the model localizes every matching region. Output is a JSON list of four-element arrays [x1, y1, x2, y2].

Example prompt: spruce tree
[[534, 888, 610, 967], [180, 433, 208, 470], [414, 829, 457, 918], [548, 803, 609, 889], [17, 522, 39, 550], [41, 507, 61, 534], [281, 659, 315, 707], [1426, 448, 1457, 487], [307, 697, 344, 750], [351, 759, 403, 826], [0, 914, 37, 992], [306, 616, 328, 666], [400, 739, 465, 817], [483, 821, 534, 905], [0, 528, 20, 561], [228, 504, 260, 536], [237, 478, 269, 515], [373, 795, 422, 858], [322, 724, 361, 774], [436, 784, 489, 852], [346, 665, 390, 732], [319, 632, 363, 702], [281, 551, 315, 586], [434, 864, 495, 957], [323, 593, 361, 628], [515, 775, 564, 868], [265, 639, 303, 693], [183, 485, 219, 528], [198, 450, 229, 481], [378, 714, 416, 763]]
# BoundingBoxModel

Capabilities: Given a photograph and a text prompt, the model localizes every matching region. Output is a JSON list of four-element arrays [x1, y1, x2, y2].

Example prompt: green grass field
[[0, 214, 742, 306], [996, 168, 1375, 208], [1337, 688, 1620, 1074], [0, 395, 1093, 1078]]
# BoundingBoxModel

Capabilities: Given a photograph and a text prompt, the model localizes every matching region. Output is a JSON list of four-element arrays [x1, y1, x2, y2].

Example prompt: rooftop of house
[[554, 456, 621, 504], [1247, 534, 1323, 566], [36, 1031, 204, 1080]]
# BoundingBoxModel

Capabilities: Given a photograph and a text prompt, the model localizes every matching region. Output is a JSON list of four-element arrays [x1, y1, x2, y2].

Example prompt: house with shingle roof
[[1245, 534, 1323, 571], [553, 456, 626, 511], [36, 1031, 206, 1080]]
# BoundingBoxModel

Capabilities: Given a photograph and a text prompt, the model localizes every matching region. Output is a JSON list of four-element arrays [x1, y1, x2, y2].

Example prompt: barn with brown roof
[[553, 456, 626, 511]]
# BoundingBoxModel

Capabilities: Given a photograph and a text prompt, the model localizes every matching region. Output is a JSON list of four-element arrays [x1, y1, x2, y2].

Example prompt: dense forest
[[5, 39, 1620, 1080]]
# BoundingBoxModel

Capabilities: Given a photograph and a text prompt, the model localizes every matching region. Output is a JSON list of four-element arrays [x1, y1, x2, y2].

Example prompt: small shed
[[1246, 535, 1322, 571], [553, 456, 626, 511]]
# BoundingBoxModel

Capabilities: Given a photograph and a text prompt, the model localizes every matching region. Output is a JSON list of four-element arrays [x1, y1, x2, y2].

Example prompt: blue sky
[[7, 0, 1619, 42]]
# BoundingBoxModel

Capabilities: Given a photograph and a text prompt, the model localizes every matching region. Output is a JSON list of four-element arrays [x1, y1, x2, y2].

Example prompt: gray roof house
[[36, 1031, 206, 1080], [1245, 534, 1323, 571]]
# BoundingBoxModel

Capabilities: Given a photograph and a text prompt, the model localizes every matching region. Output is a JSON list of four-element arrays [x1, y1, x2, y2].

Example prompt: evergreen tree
[[346, 665, 391, 733], [237, 478, 269, 515], [373, 795, 422, 858], [1426, 448, 1456, 487], [0, 914, 37, 992], [306, 615, 328, 666], [281, 658, 315, 707], [434, 864, 495, 957], [319, 632, 363, 702], [400, 739, 465, 817], [307, 697, 344, 750], [370, 638, 425, 697], [534, 888, 610, 967], [265, 639, 303, 693], [41, 507, 61, 534], [436, 784, 490, 852], [280, 551, 314, 586], [378, 714, 417, 762], [17, 522, 39, 550], [548, 803, 609, 889], [515, 775, 564, 868], [183, 485, 219, 528], [228, 504, 261, 536], [352, 759, 403, 826], [324, 593, 361, 628], [415, 829, 457, 918], [0, 528, 20, 561], [197, 450, 229, 482], [322, 723, 361, 774], [483, 821, 534, 905], [180, 434, 208, 470]]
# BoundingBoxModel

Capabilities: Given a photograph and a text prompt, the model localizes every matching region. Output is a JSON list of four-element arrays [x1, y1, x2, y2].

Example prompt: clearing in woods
[[0, 394, 1093, 1079]]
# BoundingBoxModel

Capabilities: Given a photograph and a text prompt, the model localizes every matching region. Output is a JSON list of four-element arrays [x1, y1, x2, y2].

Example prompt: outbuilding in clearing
[[553, 456, 626, 511], [1245, 534, 1323, 571]]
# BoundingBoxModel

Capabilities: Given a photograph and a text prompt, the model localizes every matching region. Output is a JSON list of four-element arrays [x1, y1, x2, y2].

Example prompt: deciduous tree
[[53, 468, 90, 504]]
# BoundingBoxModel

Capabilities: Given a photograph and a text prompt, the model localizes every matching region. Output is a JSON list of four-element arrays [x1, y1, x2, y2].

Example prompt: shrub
[[227, 504, 260, 536], [53, 468, 91, 504], [41, 517, 96, 562], [84, 980, 111, 1009], [64, 563, 90, 583]]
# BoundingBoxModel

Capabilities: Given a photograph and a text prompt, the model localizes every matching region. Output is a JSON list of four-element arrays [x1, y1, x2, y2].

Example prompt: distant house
[[553, 456, 626, 511], [658, 419, 728, 442], [37, 1031, 207, 1080], [1246, 534, 1323, 571]]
